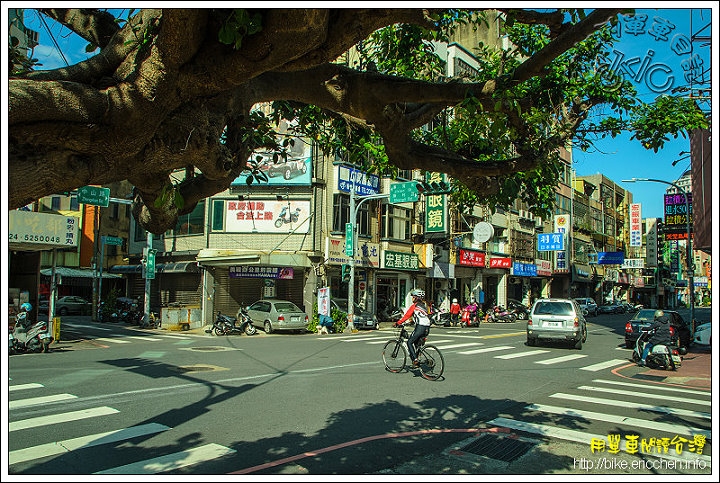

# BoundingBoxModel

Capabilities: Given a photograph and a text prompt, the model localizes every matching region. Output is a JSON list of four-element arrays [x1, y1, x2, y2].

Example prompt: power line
[[37, 11, 69, 67]]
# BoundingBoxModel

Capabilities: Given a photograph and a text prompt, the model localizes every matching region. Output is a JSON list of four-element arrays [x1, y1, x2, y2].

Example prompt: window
[[380, 204, 411, 240], [168, 201, 205, 236], [51, 196, 61, 211], [332, 194, 370, 236], [70, 196, 79, 211], [212, 200, 225, 231]]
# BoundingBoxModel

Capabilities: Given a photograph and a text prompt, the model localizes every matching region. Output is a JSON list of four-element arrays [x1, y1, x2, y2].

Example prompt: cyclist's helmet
[[409, 289, 425, 300], [20, 302, 32, 312]]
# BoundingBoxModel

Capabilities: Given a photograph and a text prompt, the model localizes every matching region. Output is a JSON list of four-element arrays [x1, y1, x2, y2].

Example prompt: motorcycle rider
[[394, 289, 431, 367], [639, 309, 673, 367]]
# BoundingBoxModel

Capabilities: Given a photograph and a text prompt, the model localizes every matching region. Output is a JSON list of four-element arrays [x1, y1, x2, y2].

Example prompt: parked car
[[574, 297, 598, 317], [623, 309, 691, 349], [620, 302, 639, 313], [598, 301, 625, 314], [330, 298, 379, 330], [693, 322, 711, 346], [245, 299, 308, 334], [526, 298, 587, 349], [54, 296, 92, 316]]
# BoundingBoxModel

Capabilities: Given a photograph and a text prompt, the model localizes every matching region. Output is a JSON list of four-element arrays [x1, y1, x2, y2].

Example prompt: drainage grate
[[459, 434, 536, 462]]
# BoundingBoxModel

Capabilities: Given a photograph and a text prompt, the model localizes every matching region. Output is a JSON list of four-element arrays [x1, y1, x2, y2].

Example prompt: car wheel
[[264, 321, 274, 334], [574, 337, 583, 350], [582, 325, 587, 343], [283, 169, 292, 180], [59, 307, 68, 316], [526, 338, 536, 347]]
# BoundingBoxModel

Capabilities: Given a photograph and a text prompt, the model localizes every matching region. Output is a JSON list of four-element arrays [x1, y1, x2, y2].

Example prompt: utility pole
[[143, 232, 154, 324]]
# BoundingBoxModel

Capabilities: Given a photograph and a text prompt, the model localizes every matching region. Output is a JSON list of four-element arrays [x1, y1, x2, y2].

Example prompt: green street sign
[[103, 235, 123, 246], [345, 223, 354, 256], [77, 186, 110, 207], [145, 248, 157, 279], [389, 181, 419, 203]]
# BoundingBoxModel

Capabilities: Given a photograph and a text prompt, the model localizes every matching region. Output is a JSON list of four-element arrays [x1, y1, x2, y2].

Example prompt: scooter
[[206, 309, 257, 336], [631, 328, 683, 371], [507, 301, 530, 320], [460, 305, 481, 327], [10, 313, 53, 354], [274, 206, 301, 228], [430, 308, 452, 327], [488, 305, 517, 323]]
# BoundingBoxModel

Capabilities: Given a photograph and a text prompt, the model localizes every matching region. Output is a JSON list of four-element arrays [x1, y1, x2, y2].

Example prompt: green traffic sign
[[345, 223, 354, 256], [103, 236, 123, 246], [77, 186, 110, 207], [389, 181, 419, 203], [145, 248, 157, 279]]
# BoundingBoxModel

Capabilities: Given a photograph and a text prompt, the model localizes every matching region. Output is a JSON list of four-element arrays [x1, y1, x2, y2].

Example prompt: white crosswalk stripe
[[94, 443, 236, 474], [534, 354, 587, 364], [578, 359, 628, 371], [94, 337, 132, 344], [10, 407, 119, 432], [494, 350, 551, 359]]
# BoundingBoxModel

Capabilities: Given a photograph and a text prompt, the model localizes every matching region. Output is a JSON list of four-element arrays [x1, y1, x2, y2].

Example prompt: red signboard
[[489, 257, 512, 268], [458, 249, 486, 267]]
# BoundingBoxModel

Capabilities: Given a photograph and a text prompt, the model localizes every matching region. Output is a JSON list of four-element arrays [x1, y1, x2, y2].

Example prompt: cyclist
[[394, 288, 432, 367]]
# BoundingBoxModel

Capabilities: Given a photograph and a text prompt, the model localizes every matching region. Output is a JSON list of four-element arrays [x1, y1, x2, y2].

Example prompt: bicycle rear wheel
[[417, 345, 444, 380], [382, 339, 407, 373]]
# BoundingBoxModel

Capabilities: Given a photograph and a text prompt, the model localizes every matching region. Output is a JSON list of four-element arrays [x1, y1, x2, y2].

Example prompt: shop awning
[[572, 264, 594, 283], [40, 267, 121, 279], [109, 262, 200, 274]]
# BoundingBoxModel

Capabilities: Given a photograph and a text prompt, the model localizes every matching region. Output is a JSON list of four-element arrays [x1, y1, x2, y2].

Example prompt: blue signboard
[[337, 165, 380, 196], [537, 233, 564, 251], [597, 252, 625, 265], [512, 262, 537, 277]]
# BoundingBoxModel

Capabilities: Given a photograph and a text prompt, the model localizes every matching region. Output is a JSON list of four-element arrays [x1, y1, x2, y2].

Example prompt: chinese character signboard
[[424, 172, 447, 234], [537, 233, 565, 251], [458, 249, 486, 267], [9, 211, 80, 249], [645, 218, 658, 268], [629, 203, 642, 247], [337, 165, 380, 195], [489, 257, 512, 268], [597, 252, 625, 265], [229, 266, 295, 279], [663, 192, 692, 237], [553, 214, 570, 272], [383, 251, 419, 270], [512, 262, 537, 276], [535, 259, 552, 276], [225, 199, 310, 233]]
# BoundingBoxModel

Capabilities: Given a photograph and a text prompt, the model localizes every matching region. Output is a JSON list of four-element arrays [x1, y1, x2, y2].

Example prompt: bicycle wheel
[[382, 339, 407, 373], [417, 345, 444, 380]]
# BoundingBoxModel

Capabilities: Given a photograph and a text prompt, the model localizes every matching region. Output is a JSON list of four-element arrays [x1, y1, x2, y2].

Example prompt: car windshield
[[632, 309, 656, 321], [274, 302, 301, 313], [534, 301, 574, 316]]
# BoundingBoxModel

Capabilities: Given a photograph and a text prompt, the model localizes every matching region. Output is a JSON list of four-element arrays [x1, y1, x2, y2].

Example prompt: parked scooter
[[140, 311, 161, 329], [460, 303, 481, 327], [206, 309, 257, 336], [488, 305, 517, 323], [631, 327, 683, 371], [10, 304, 53, 354], [430, 308, 452, 327], [507, 301, 530, 320]]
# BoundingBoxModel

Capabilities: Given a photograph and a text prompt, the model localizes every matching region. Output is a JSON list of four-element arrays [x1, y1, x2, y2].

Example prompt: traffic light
[[341, 264, 351, 282], [415, 180, 451, 195]]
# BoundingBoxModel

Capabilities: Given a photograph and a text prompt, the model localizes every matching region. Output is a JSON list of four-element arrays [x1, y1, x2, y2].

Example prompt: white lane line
[[9, 423, 170, 465], [494, 350, 551, 359], [157, 335, 192, 340], [9, 383, 44, 392], [9, 393, 77, 409], [432, 342, 484, 350], [94, 443, 235, 474], [527, 403, 711, 439], [578, 385, 711, 406], [487, 417, 711, 465], [549, 393, 711, 420], [458, 345, 514, 355], [591, 379, 712, 397], [127, 336, 163, 341], [10, 407, 119, 432], [579, 359, 629, 371], [94, 337, 132, 344], [534, 354, 588, 364]]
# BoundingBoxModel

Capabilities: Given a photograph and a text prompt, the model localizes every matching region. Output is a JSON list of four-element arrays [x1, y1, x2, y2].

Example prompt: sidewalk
[[627, 344, 712, 389]]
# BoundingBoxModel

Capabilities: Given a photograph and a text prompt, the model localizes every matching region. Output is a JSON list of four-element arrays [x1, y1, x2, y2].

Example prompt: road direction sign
[[345, 223, 354, 256], [77, 186, 110, 207], [389, 182, 419, 203], [103, 236, 123, 246]]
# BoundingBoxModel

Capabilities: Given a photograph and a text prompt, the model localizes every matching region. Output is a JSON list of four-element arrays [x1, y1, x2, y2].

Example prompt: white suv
[[574, 297, 598, 317], [527, 298, 588, 349]]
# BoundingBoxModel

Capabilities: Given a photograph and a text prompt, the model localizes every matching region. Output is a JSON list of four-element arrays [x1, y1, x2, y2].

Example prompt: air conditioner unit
[[411, 223, 423, 235], [535, 216, 543, 228]]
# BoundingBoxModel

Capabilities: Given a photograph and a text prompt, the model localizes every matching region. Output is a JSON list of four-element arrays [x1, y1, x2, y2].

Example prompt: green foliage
[[101, 288, 121, 318], [309, 301, 347, 334], [218, 9, 263, 50]]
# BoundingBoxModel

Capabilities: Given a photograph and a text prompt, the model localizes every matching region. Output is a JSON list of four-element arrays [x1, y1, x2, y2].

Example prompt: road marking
[[549, 393, 711, 420], [94, 337, 131, 344], [10, 406, 119, 432], [158, 334, 192, 340], [487, 417, 711, 465], [591, 379, 712, 397], [480, 331, 526, 339], [67, 324, 113, 331], [528, 403, 711, 439], [9, 393, 77, 409], [94, 443, 235, 474], [494, 350, 551, 359], [9, 423, 170, 465], [579, 359, 628, 371], [578, 385, 711, 406], [127, 336, 163, 341], [457, 345, 514, 355], [432, 342, 483, 350], [138, 351, 167, 358], [8, 383, 44, 392], [534, 354, 587, 364]]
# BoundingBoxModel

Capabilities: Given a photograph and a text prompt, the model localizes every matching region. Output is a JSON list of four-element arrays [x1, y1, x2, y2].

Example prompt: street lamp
[[622, 178, 694, 330]]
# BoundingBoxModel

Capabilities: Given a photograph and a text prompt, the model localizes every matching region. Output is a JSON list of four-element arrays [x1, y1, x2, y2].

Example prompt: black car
[[624, 309, 691, 349]]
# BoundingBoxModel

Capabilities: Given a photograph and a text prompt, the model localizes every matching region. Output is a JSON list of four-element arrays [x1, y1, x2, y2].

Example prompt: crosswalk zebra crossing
[[7, 381, 235, 473]]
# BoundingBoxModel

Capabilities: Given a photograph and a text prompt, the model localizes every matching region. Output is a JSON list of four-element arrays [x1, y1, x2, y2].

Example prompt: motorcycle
[[206, 309, 257, 336], [430, 308, 452, 327], [631, 328, 683, 371], [274, 206, 301, 228], [507, 301, 530, 321], [488, 305, 517, 323], [460, 304, 481, 327], [10, 313, 53, 354], [140, 311, 161, 329]]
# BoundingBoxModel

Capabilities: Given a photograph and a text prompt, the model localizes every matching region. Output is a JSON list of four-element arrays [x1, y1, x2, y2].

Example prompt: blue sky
[[19, 7, 716, 219]]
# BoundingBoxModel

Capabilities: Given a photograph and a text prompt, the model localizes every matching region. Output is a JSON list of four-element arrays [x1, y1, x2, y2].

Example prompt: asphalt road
[[6, 308, 713, 476]]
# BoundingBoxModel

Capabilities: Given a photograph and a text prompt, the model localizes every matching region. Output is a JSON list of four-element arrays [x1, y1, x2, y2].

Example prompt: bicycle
[[382, 323, 444, 380]]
